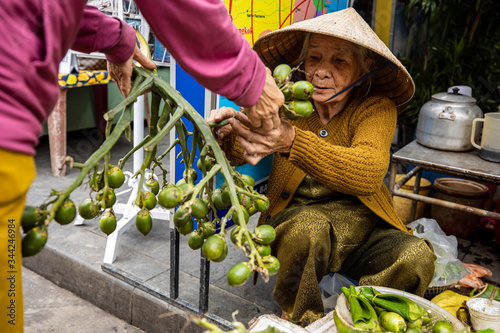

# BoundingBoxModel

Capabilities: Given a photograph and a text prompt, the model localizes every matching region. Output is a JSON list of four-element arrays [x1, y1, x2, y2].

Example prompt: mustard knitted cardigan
[[221, 94, 412, 234]]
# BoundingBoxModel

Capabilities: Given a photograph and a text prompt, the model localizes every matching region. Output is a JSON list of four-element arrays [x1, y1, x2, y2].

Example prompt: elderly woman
[[209, 8, 436, 324]]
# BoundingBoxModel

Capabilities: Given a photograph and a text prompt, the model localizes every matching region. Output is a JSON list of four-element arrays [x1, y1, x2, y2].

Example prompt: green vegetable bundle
[[336, 286, 450, 333], [342, 286, 383, 331], [359, 287, 426, 323]]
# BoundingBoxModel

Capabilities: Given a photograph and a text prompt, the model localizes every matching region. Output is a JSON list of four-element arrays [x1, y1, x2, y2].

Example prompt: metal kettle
[[416, 88, 483, 151]]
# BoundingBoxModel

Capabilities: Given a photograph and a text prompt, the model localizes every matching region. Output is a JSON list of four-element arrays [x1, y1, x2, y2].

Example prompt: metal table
[[389, 140, 500, 221]]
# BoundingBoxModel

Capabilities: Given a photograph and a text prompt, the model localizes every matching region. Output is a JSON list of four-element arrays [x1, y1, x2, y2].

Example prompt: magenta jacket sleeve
[[135, 0, 266, 107], [71, 6, 136, 64]]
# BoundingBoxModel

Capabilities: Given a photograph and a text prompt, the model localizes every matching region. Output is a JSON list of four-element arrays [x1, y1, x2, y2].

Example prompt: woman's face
[[304, 34, 363, 106]]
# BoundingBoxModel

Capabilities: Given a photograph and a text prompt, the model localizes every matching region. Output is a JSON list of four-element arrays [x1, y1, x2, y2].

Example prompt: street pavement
[[23, 267, 144, 333]]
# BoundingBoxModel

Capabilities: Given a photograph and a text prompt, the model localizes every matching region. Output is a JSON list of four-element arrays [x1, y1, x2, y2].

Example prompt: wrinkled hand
[[207, 107, 239, 144], [244, 68, 284, 131], [107, 44, 156, 97], [229, 112, 295, 165]]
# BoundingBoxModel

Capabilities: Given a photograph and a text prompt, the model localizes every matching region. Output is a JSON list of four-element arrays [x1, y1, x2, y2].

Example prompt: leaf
[[359, 287, 425, 322]]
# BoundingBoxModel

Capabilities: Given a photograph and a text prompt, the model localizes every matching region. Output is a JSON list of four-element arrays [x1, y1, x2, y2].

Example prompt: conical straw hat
[[253, 8, 414, 107]]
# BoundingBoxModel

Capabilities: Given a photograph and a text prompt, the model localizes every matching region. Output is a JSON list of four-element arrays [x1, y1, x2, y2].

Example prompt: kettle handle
[[470, 118, 484, 149]]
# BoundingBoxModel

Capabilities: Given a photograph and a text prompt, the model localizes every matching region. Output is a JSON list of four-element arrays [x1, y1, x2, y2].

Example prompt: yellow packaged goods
[[431, 290, 471, 317]]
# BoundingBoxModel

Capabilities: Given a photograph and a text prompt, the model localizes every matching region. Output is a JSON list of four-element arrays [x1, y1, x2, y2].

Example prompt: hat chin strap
[[326, 59, 395, 102]]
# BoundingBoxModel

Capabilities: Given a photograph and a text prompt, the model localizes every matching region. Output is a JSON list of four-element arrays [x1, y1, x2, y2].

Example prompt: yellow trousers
[[0, 148, 36, 333]]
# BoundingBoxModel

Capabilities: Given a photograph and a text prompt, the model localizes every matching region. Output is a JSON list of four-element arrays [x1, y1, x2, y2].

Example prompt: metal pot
[[416, 88, 483, 151]]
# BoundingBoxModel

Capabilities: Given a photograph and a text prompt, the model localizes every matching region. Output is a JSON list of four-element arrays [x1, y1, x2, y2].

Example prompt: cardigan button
[[319, 129, 328, 137], [281, 190, 290, 199]]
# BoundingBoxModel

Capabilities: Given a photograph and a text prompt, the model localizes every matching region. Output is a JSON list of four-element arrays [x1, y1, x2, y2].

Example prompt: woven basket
[[424, 285, 454, 300], [78, 57, 107, 71], [335, 286, 465, 331]]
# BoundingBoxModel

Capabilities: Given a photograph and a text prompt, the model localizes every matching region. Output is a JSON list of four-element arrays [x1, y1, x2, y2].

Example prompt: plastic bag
[[319, 273, 357, 313], [458, 263, 492, 289], [407, 218, 471, 287]]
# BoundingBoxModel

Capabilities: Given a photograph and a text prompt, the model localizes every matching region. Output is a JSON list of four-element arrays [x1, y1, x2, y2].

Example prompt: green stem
[[70, 162, 85, 169], [47, 104, 134, 222], [101, 119, 114, 209], [157, 98, 173, 129], [156, 138, 180, 162], [174, 121, 190, 172], [118, 135, 151, 170], [104, 76, 152, 121], [207, 119, 230, 128], [234, 187, 267, 203], [186, 165, 221, 206], [143, 107, 185, 151], [188, 127, 199, 169]]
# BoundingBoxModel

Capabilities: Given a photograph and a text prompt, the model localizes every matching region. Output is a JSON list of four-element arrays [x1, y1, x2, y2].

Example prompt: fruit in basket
[[406, 317, 423, 329], [379, 311, 407, 333], [405, 328, 422, 333], [431, 320, 454, 333]]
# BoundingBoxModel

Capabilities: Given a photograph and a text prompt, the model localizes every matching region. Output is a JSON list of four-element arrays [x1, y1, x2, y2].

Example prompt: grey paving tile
[[23, 247, 135, 323], [24, 268, 144, 333], [144, 269, 279, 326], [131, 288, 204, 333], [461, 236, 500, 285], [113, 250, 170, 282]]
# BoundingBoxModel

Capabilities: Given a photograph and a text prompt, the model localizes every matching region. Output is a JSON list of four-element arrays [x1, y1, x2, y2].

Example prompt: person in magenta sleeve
[[0, 1, 282, 331]]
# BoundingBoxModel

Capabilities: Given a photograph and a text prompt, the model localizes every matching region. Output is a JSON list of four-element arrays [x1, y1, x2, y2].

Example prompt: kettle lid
[[432, 87, 477, 103]]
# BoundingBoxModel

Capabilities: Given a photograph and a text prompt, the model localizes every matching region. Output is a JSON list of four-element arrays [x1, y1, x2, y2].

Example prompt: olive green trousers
[[267, 179, 436, 323]]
